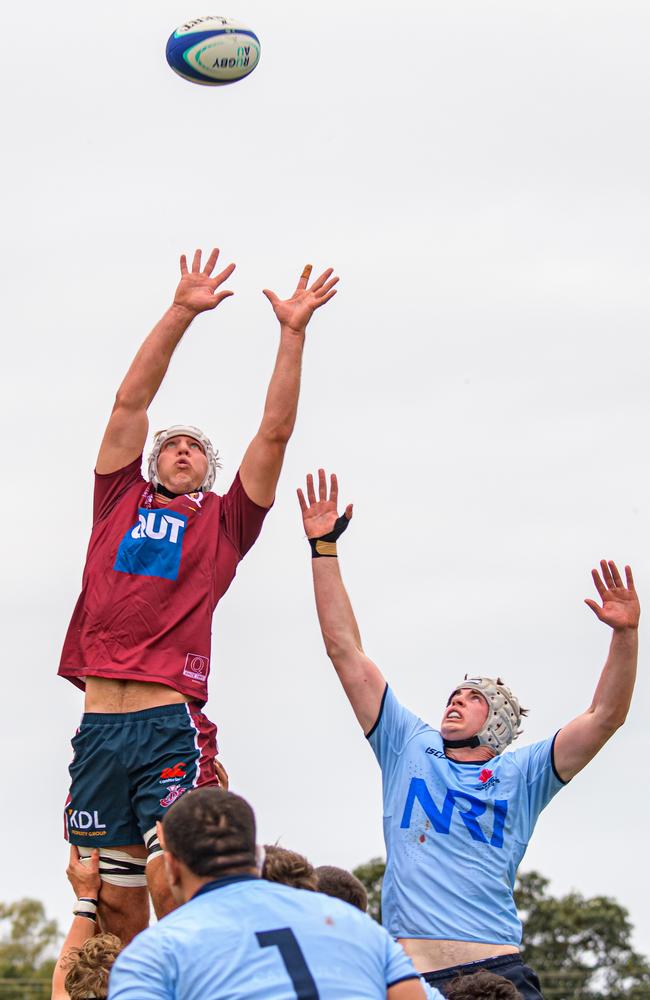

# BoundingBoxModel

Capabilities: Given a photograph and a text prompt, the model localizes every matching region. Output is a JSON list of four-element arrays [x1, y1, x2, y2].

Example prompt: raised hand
[[585, 561, 640, 630], [173, 248, 236, 315], [263, 264, 339, 334], [297, 469, 352, 539]]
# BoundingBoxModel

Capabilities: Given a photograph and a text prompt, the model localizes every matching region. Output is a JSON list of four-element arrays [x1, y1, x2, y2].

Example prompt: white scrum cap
[[448, 675, 523, 754], [147, 425, 221, 492]]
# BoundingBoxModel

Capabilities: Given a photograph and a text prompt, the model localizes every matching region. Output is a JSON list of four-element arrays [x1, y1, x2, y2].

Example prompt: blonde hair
[[63, 933, 122, 1000]]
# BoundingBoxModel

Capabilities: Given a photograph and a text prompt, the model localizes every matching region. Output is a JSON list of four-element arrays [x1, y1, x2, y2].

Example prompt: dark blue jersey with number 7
[[108, 874, 420, 999]]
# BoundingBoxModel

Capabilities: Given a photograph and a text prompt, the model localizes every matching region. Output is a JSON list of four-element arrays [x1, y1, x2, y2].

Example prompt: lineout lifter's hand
[[297, 469, 353, 538], [173, 247, 236, 316], [67, 845, 101, 900]]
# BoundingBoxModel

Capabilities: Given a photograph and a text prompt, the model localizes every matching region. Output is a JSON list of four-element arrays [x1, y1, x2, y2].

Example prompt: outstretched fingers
[[210, 261, 236, 289], [318, 468, 327, 501], [191, 249, 202, 273], [607, 560, 624, 588], [591, 566, 607, 599], [297, 487, 308, 514], [306, 472, 317, 506], [330, 472, 339, 507], [295, 264, 313, 293], [309, 267, 334, 292], [317, 275, 339, 297], [625, 564, 635, 590], [202, 248, 220, 276], [313, 287, 338, 309], [600, 559, 616, 590]]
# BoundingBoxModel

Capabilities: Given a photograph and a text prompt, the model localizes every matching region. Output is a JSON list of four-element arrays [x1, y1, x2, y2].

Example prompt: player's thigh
[[129, 703, 224, 854], [92, 843, 149, 943], [65, 720, 141, 850], [146, 853, 176, 919]]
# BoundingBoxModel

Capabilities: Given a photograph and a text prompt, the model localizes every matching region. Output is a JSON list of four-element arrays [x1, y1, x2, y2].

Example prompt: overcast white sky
[[2, 0, 649, 958]]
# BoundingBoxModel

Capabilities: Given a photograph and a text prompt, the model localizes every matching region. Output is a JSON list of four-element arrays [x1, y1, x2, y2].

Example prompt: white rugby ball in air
[[166, 15, 260, 86]]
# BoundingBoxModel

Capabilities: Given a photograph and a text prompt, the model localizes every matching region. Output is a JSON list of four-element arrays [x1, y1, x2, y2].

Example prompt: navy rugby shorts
[[64, 702, 220, 848], [424, 954, 543, 1000]]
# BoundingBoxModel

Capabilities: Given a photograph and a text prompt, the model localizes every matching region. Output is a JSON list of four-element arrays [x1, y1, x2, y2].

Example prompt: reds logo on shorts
[[161, 762, 186, 780], [160, 784, 186, 808]]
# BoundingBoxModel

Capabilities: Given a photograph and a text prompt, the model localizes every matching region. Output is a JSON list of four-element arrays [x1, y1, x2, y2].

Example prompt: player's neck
[[444, 745, 496, 764], [182, 866, 260, 902], [155, 483, 183, 504]]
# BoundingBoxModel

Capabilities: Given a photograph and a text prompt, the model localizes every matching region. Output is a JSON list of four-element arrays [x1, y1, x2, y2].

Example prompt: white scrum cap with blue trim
[[449, 675, 523, 754], [147, 425, 221, 492]]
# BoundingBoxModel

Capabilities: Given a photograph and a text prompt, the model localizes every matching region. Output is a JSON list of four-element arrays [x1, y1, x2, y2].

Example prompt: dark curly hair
[[445, 970, 523, 1000], [163, 787, 257, 877]]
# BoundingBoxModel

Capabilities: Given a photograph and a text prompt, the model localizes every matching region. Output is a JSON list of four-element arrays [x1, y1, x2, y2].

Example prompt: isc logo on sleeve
[[114, 509, 188, 581]]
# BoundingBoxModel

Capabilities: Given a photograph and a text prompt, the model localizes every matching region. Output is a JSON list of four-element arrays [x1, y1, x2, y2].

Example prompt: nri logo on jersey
[[114, 509, 188, 581], [400, 778, 508, 849]]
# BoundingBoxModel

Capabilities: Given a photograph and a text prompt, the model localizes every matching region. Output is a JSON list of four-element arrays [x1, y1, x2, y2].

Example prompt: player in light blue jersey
[[108, 787, 426, 1000], [297, 470, 640, 1000]]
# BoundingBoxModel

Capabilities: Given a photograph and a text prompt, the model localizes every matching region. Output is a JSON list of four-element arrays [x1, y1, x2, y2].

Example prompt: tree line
[[1, 869, 649, 998]]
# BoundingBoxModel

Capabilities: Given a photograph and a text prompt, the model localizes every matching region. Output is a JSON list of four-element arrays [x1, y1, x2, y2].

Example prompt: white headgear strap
[[448, 675, 523, 754], [147, 425, 220, 492]]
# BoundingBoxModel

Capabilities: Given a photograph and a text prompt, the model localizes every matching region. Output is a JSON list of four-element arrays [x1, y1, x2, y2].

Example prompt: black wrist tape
[[309, 515, 350, 558]]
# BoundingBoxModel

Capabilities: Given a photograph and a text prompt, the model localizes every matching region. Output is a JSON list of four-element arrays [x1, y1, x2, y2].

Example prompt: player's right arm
[[96, 248, 235, 474], [298, 469, 386, 734]]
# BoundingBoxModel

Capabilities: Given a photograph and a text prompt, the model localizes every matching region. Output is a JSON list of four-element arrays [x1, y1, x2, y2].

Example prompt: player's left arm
[[238, 264, 338, 507], [553, 560, 639, 782], [51, 848, 102, 1000]]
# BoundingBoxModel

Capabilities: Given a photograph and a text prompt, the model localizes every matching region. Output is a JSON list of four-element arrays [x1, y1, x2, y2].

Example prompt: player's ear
[[156, 819, 166, 851], [164, 850, 181, 888]]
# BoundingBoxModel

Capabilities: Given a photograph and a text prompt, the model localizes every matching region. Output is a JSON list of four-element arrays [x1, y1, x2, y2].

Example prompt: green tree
[[352, 861, 650, 999], [0, 899, 59, 998], [352, 857, 385, 924], [515, 871, 650, 1000]]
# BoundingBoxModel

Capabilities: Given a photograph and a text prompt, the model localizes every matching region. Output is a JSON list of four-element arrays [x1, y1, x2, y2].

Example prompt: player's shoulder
[[250, 881, 380, 933], [497, 734, 554, 772], [372, 686, 436, 737]]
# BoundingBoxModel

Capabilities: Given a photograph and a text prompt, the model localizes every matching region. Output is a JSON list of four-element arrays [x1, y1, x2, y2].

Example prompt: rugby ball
[[166, 16, 260, 85]]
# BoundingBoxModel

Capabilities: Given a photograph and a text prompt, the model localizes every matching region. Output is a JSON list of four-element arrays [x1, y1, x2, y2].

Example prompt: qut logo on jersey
[[114, 509, 188, 581], [400, 777, 508, 848]]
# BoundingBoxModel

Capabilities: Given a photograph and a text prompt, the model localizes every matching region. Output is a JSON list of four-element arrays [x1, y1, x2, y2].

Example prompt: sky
[[2, 0, 649, 959]]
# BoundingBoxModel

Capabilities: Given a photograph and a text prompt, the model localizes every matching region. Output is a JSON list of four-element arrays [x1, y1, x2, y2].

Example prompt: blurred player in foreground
[[58, 249, 338, 943], [108, 788, 426, 999], [298, 469, 639, 999]]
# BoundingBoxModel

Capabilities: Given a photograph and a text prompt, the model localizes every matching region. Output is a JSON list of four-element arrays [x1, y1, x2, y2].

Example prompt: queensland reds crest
[[160, 784, 186, 808]]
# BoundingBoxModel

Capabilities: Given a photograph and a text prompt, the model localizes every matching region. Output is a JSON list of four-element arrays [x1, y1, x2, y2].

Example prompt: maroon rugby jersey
[[58, 456, 269, 704]]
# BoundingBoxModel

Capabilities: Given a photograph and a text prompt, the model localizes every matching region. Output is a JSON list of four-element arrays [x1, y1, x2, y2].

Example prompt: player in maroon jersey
[[59, 248, 338, 942]]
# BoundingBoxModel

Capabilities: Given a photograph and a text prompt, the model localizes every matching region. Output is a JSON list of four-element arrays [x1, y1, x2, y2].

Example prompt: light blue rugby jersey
[[367, 687, 567, 945], [108, 874, 420, 999]]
